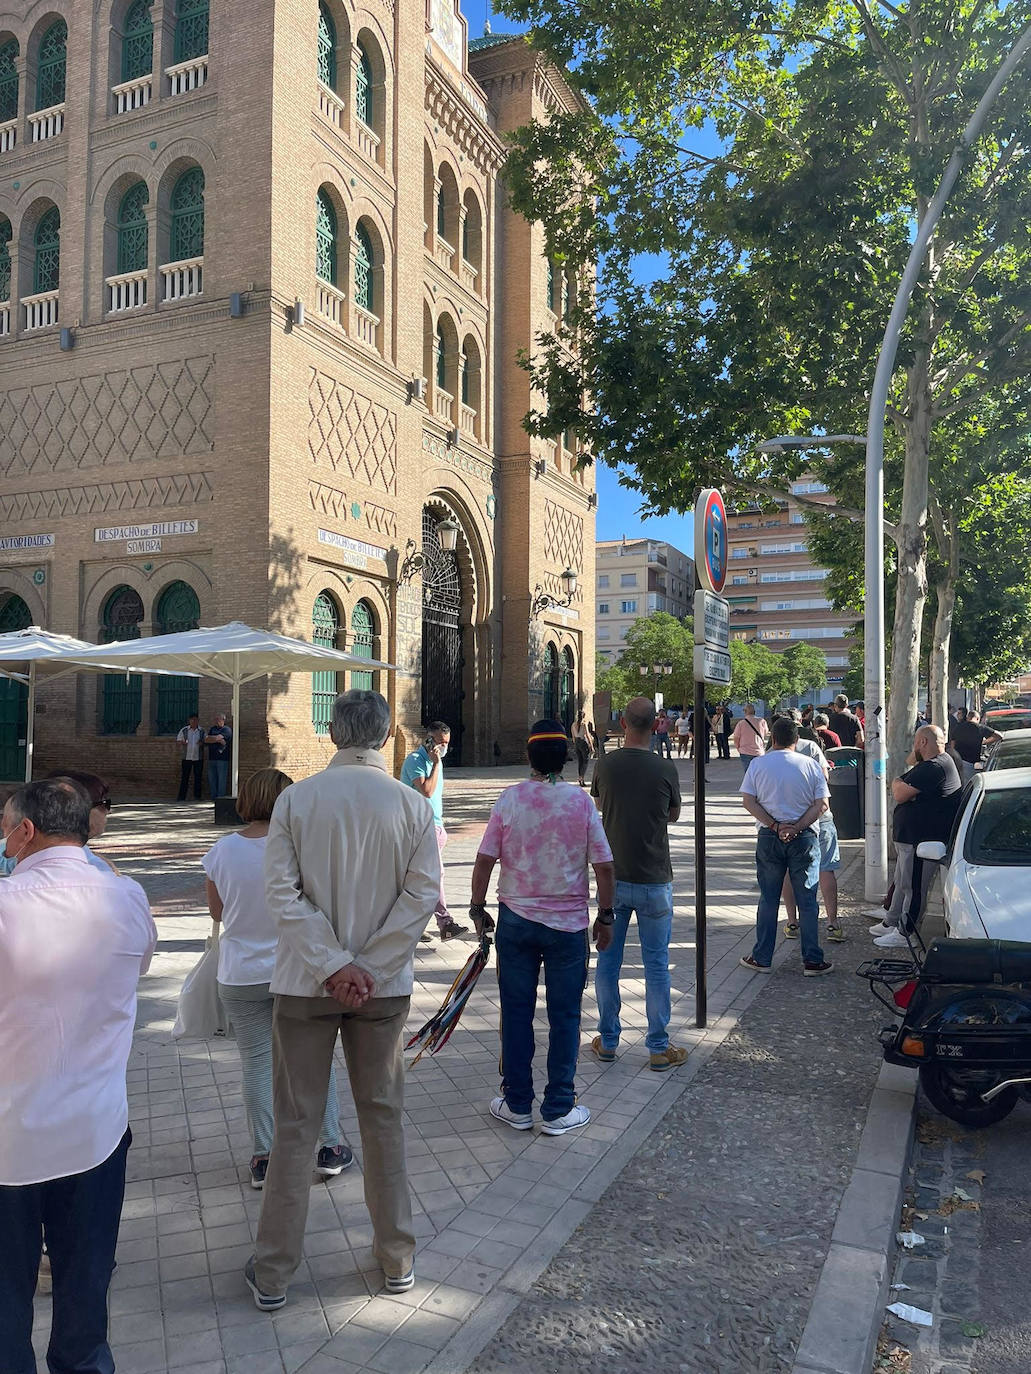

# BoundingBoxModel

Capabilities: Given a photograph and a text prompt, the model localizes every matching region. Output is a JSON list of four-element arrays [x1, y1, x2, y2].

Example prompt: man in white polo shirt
[[0, 778, 156, 1374], [738, 716, 833, 977]]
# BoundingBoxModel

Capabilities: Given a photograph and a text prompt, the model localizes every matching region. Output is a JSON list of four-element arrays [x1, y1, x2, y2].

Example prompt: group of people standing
[[175, 712, 233, 800]]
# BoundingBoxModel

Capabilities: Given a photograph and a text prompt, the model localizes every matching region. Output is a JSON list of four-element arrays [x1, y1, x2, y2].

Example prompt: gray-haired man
[[246, 691, 441, 1310]]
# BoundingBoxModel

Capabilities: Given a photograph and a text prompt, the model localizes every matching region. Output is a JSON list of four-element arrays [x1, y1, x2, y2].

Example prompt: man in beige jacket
[[245, 690, 441, 1311]]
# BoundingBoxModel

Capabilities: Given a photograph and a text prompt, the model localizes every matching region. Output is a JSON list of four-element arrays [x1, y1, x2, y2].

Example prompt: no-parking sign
[[694, 489, 728, 594]]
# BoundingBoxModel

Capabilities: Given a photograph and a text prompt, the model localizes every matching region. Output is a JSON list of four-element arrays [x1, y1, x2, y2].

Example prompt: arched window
[[544, 643, 559, 720], [353, 223, 373, 312], [122, 0, 154, 81], [435, 322, 446, 390], [436, 185, 446, 239], [117, 182, 149, 274], [312, 592, 339, 734], [354, 41, 373, 126], [34, 208, 60, 294], [0, 593, 31, 779], [154, 581, 200, 733], [101, 586, 145, 734], [461, 191, 482, 279], [560, 647, 575, 731], [317, 3, 336, 88], [0, 40, 18, 123], [0, 592, 30, 631], [174, 0, 209, 63], [316, 189, 338, 285], [170, 167, 204, 261], [35, 20, 67, 111], [350, 600, 374, 691], [0, 217, 10, 303]]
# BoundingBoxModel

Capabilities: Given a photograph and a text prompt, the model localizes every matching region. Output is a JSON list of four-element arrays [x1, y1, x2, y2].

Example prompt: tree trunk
[[929, 580, 956, 727]]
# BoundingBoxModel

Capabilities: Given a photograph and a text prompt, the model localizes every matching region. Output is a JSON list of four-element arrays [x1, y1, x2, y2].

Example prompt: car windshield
[[986, 714, 1031, 733], [987, 746, 1031, 771], [965, 790, 1031, 866]]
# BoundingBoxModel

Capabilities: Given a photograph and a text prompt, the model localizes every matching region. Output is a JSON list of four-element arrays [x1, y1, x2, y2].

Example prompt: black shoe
[[249, 1155, 269, 1190], [244, 1257, 287, 1312], [440, 921, 473, 941], [803, 961, 834, 977], [419, 931, 434, 943], [316, 1144, 353, 1178]]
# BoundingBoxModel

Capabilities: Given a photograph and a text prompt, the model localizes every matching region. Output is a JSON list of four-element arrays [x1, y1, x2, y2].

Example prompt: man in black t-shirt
[[205, 714, 233, 800], [947, 709, 1001, 784], [827, 694, 865, 749], [871, 725, 961, 948], [590, 697, 685, 1072]]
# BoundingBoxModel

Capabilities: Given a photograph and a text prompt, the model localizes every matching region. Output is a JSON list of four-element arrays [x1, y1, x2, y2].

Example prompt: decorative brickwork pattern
[[0, 472, 213, 522], [308, 479, 398, 540], [0, 358, 215, 477], [307, 369, 398, 493], [544, 498, 583, 572]]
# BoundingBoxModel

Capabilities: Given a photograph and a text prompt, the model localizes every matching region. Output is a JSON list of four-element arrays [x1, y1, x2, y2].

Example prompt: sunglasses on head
[[97, 798, 113, 811]]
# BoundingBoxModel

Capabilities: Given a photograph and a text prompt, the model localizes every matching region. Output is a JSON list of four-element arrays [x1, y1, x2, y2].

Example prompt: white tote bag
[[172, 921, 231, 1039]]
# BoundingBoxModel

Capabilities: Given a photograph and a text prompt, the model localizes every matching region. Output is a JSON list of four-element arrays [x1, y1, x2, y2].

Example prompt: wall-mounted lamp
[[447, 426, 459, 448], [408, 376, 426, 402], [532, 458, 547, 479], [229, 292, 244, 318], [288, 299, 305, 328], [530, 568, 578, 619], [398, 516, 460, 584], [587, 492, 598, 509], [59, 327, 74, 351]]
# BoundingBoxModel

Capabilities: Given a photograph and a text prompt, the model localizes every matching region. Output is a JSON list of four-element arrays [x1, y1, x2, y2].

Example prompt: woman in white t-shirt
[[203, 769, 350, 1190]]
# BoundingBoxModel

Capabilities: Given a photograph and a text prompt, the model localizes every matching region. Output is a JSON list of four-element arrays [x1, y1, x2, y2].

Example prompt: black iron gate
[[420, 510, 465, 764]]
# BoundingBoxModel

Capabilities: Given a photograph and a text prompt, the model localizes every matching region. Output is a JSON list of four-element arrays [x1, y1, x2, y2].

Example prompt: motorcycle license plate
[[935, 1042, 966, 1058]]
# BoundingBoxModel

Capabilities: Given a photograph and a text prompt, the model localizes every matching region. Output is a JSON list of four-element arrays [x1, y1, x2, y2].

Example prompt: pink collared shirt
[[0, 845, 156, 1185]]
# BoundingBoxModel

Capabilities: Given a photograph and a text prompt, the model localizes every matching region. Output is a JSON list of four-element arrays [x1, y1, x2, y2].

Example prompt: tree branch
[[850, 0, 912, 99], [932, 309, 1031, 411]]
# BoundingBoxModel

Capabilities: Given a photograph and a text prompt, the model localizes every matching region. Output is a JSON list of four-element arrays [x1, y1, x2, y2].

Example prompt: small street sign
[[694, 488, 728, 594], [695, 588, 730, 650], [694, 643, 732, 686]]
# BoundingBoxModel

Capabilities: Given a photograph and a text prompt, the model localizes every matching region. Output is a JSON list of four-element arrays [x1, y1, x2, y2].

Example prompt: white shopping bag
[[172, 921, 231, 1039]]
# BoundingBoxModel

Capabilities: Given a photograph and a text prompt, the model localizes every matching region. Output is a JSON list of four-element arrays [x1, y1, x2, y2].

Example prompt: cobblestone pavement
[[28, 756, 886, 1374]]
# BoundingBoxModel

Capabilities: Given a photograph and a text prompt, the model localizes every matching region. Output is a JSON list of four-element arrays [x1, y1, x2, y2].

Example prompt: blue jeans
[[495, 903, 589, 1122], [208, 759, 228, 799], [753, 828, 823, 967], [595, 880, 674, 1052], [0, 1130, 130, 1374]]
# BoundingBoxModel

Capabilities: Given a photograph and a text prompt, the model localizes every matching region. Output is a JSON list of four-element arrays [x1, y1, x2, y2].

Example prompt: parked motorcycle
[[859, 937, 1031, 1127]]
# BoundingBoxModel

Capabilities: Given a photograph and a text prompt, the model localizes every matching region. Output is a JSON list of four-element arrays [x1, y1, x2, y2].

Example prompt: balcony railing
[[23, 290, 59, 330], [112, 74, 153, 113], [0, 119, 15, 153], [434, 386, 454, 424], [460, 260, 479, 294], [434, 237, 455, 272], [160, 257, 203, 301], [316, 280, 346, 327], [355, 304, 379, 349], [355, 120, 380, 162], [29, 104, 65, 143], [166, 55, 208, 96], [0, 304, 10, 336], [107, 269, 148, 313], [460, 402, 477, 437], [318, 81, 344, 128]]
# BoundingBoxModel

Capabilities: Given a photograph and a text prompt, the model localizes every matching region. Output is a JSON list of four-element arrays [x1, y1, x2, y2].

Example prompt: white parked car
[[917, 768, 1031, 940], [982, 727, 1031, 772]]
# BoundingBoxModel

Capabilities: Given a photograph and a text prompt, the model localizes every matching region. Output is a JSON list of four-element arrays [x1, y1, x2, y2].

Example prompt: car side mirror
[[916, 841, 947, 862]]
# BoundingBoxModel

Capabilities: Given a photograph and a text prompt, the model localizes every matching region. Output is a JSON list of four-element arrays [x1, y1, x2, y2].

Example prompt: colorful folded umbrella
[[405, 933, 493, 1064]]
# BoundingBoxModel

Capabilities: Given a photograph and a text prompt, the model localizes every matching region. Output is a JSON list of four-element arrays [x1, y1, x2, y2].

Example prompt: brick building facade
[[0, 1, 594, 791]]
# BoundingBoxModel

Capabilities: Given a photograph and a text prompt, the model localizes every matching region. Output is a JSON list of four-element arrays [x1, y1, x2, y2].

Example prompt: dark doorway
[[420, 508, 465, 764], [0, 593, 31, 779]]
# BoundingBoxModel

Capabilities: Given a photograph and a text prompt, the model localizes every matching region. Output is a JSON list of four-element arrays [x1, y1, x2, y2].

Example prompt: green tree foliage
[[781, 641, 829, 699], [595, 653, 633, 709], [619, 611, 694, 706], [498, 0, 1031, 771]]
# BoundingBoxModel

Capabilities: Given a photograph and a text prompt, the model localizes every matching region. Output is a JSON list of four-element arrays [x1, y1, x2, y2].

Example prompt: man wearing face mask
[[401, 721, 471, 941], [871, 725, 961, 949]]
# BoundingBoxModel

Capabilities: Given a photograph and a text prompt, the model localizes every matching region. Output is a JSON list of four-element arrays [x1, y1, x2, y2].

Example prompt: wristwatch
[[596, 907, 615, 925]]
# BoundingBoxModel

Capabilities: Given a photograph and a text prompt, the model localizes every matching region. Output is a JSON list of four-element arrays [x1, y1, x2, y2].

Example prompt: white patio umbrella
[[57, 621, 396, 795], [0, 627, 150, 783]]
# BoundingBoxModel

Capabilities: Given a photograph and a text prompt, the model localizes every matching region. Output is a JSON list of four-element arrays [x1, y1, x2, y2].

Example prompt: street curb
[[791, 856, 919, 1374]]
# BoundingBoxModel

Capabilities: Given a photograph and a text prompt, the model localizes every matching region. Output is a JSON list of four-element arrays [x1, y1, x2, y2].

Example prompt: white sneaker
[[863, 906, 890, 919], [874, 928, 911, 949], [489, 1096, 533, 1130], [541, 1105, 590, 1136], [869, 922, 894, 937]]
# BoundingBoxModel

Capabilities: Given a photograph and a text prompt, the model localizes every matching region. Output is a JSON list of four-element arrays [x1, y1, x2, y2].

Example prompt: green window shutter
[[354, 223, 373, 311], [312, 592, 339, 734], [33, 207, 60, 294], [174, 0, 209, 63], [355, 43, 372, 126], [170, 167, 204, 262], [436, 185, 447, 238], [461, 355, 469, 405], [350, 600, 374, 691], [0, 218, 10, 302], [316, 190, 337, 285], [35, 20, 66, 110], [462, 211, 470, 261], [154, 581, 200, 732], [435, 324, 446, 388], [117, 182, 149, 274], [122, 0, 154, 81], [317, 3, 336, 88], [101, 587, 144, 735], [0, 40, 18, 123], [0, 593, 31, 631]]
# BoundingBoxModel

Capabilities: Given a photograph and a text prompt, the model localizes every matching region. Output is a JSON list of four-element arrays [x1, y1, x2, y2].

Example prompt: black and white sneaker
[[249, 1155, 269, 1190], [244, 1257, 287, 1312], [316, 1144, 353, 1178], [384, 1267, 416, 1294]]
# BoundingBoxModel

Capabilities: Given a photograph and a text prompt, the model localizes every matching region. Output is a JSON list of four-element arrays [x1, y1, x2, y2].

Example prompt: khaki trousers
[[254, 993, 413, 1294]]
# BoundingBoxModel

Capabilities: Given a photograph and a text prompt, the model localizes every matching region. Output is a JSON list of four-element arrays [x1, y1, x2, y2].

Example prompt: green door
[[0, 594, 31, 779]]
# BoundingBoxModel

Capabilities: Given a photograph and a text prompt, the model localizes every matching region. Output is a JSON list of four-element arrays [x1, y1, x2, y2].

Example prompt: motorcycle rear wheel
[[919, 1064, 1018, 1127]]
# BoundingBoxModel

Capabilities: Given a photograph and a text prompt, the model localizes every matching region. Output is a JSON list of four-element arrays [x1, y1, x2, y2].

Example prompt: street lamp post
[[639, 661, 673, 701]]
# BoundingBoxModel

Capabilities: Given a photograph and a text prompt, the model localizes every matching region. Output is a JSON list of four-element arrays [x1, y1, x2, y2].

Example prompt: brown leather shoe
[[649, 1045, 688, 1072]]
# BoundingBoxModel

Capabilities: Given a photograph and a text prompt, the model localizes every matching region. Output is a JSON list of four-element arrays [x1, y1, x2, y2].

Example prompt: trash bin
[[825, 746, 864, 839]]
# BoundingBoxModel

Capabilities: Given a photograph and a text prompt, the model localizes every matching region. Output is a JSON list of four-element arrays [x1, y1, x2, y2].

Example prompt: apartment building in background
[[595, 537, 695, 663], [725, 479, 856, 701]]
